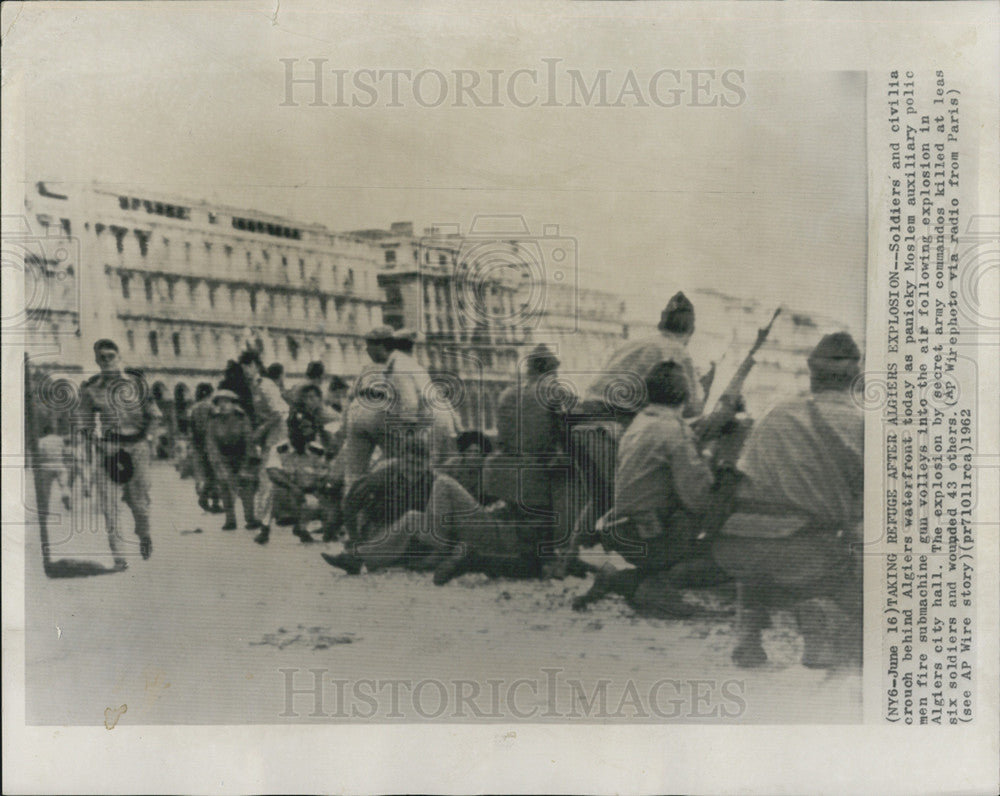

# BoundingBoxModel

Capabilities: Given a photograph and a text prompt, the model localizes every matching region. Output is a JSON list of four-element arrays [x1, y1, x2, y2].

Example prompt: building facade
[[22, 183, 631, 437], [23, 181, 385, 437]]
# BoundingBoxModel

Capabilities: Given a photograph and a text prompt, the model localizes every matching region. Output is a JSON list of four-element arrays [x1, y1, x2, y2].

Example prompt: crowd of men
[[58, 291, 864, 670]]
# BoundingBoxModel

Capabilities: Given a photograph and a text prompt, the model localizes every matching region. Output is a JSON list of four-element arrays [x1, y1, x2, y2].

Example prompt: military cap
[[661, 292, 694, 323], [808, 332, 862, 379], [93, 338, 119, 354], [364, 325, 395, 342], [391, 327, 419, 342], [527, 343, 560, 371], [809, 331, 861, 362]]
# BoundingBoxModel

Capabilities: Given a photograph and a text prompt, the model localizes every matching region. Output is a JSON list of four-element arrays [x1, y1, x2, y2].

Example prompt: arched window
[[148, 331, 159, 356]]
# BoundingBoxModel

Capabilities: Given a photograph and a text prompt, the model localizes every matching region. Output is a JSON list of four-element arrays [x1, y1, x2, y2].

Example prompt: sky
[[11, 2, 867, 338]]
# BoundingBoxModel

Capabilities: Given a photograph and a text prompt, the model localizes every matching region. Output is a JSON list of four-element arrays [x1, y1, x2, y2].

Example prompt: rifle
[[695, 307, 781, 445]]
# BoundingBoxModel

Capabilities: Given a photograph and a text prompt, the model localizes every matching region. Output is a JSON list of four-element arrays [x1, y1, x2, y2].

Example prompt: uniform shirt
[[736, 390, 863, 528], [614, 403, 714, 517], [206, 406, 253, 470], [385, 350, 431, 417], [79, 368, 162, 436], [584, 331, 703, 418]]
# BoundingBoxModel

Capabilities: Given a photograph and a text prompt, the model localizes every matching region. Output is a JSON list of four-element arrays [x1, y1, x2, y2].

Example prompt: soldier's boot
[[243, 504, 259, 531], [253, 525, 270, 545], [320, 551, 363, 575], [572, 563, 636, 611], [292, 523, 315, 544], [222, 514, 238, 531], [105, 519, 129, 571], [731, 583, 770, 668], [198, 494, 212, 513], [133, 515, 152, 560], [541, 542, 597, 580]]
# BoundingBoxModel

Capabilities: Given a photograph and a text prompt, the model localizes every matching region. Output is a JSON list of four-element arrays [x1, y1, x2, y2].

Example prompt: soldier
[[567, 292, 704, 558], [205, 389, 258, 531], [713, 332, 864, 669], [77, 338, 161, 569], [188, 382, 222, 513], [270, 384, 339, 531], [570, 360, 735, 614], [484, 343, 571, 555], [266, 407, 339, 544], [237, 350, 289, 544]]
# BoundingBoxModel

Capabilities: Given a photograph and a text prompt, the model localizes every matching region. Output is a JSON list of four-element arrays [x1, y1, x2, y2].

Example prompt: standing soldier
[[237, 350, 289, 545], [78, 339, 161, 569], [188, 382, 220, 513], [205, 389, 259, 532]]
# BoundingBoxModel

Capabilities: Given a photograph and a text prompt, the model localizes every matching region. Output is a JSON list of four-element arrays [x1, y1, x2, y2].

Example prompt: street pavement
[[23, 462, 861, 724]]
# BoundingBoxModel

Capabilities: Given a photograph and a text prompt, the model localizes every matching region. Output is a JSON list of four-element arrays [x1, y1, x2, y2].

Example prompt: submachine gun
[[689, 308, 781, 542], [693, 307, 782, 451]]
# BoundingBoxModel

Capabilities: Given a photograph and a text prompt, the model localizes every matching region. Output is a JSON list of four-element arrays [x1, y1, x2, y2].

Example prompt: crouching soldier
[[206, 389, 259, 531], [571, 360, 729, 617], [712, 332, 864, 669], [263, 406, 339, 544]]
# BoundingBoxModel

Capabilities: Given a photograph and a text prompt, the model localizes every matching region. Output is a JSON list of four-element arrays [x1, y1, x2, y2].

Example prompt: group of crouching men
[[185, 294, 864, 670]]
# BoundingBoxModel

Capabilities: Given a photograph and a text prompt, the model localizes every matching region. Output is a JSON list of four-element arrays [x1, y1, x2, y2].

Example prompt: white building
[[24, 181, 386, 404]]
